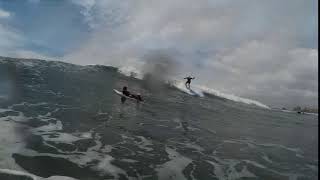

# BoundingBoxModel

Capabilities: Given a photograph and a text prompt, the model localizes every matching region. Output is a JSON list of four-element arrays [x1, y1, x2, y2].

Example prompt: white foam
[[120, 159, 138, 163], [44, 176, 78, 180], [198, 85, 269, 109], [0, 108, 9, 113], [173, 81, 204, 97], [19, 60, 37, 67], [173, 142, 204, 152], [306, 164, 317, 171], [274, 109, 318, 116], [262, 154, 273, 163], [0, 111, 28, 122], [0, 95, 8, 100], [206, 160, 225, 179], [41, 133, 84, 144], [0, 168, 37, 180], [207, 158, 257, 180], [118, 66, 144, 80], [0, 119, 26, 170], [156, 147, 192, 180], [0, 168, 78, 180], [32, 121, 63, 132], [95, 154, 127, 179], [168, 79, 269, 108], [243, 160, 266, 169], [253, 142, 301, 153], [71, 133, 104, 165], [135, 136, 153, 152], [79, 132, 93, 139]]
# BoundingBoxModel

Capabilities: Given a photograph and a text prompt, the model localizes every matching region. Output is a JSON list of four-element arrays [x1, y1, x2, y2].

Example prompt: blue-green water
[[0, 57, 318, 180]]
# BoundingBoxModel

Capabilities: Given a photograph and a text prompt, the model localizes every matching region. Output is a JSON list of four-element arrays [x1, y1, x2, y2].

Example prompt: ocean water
[[0, 57, 318, 180]]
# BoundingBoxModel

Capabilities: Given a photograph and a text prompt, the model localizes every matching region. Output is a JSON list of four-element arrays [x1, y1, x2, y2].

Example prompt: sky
[[0, 0, 318, 108]]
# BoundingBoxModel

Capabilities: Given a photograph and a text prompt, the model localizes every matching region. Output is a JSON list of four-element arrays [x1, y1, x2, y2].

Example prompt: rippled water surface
[[0, 57, 318, 180]]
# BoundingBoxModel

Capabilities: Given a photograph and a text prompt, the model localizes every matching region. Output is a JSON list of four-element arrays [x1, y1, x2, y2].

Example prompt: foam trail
[[173, 81, 204, 97], [171, 79, 269, 109], [198, 85, 270, 109], [156, 147, 192, 180]]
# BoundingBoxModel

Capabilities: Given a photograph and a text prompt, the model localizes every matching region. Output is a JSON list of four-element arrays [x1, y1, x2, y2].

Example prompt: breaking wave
[[118, 66, 269, 109]]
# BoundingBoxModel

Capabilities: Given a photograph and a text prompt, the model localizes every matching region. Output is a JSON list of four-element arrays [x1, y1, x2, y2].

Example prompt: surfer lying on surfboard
[[121, 86, 143, 103]]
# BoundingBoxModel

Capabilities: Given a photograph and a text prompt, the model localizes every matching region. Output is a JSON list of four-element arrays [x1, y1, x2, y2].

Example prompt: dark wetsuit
[[186, 77, 192, 84], [122, 89, 143, 103], [121, 89, 130, 103], [184, 77, 194, 88], [122, 90, 131, 97]]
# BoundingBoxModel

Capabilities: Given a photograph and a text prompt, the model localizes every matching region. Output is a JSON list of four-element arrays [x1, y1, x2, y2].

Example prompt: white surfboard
[[113, 89, 141, 102]]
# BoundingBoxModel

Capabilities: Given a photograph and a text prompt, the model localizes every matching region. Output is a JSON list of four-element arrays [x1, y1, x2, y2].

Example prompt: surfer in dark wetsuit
[[121, 86, 143, 103], [122, 86, 131, 96], [184, 76, 195, 89]]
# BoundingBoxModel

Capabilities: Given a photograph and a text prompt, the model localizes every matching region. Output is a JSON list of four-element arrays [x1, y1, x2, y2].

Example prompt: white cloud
[[0, 24, 23, 53], [0, 24, 55, 61], [0, 9, 10, 19], [204, 39, 318, 107], [70, 0, 96, 29]]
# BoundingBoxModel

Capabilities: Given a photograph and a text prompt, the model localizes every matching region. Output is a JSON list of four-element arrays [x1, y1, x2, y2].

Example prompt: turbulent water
[[0, 57, 318, 180]]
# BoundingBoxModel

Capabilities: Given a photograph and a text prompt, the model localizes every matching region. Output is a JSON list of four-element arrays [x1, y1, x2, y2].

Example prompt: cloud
[[0, 24, 23, 53], [70, 0, 131, 30], [62, 0, 319, 107], [0, 18, 55, 61], [70, 0, 96, 29], [0, 9, 10, 18]]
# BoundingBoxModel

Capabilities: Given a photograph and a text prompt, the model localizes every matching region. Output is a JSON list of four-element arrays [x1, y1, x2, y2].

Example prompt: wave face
[[0, 57, 318, 180]]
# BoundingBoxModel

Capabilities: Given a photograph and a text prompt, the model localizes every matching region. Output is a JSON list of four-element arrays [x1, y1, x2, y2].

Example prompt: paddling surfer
[[121, 86, 143, 103]]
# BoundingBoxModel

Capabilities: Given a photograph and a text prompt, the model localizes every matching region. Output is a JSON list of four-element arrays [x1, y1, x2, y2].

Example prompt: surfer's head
[[123, 86, 127, 91]]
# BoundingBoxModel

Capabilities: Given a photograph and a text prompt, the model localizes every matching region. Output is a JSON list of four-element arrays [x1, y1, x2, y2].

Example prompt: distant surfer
[[184, 76, 195, 89], [121, 86, 143, 103]]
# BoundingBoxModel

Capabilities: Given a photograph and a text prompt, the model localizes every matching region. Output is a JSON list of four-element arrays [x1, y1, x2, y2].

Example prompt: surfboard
[[183, 85, 203, 97], [113, 89, 141, 102], [185, 87, 197, 95]]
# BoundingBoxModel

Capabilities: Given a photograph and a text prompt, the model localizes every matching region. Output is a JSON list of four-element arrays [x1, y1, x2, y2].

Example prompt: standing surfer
[[184, 76, 195, 89]]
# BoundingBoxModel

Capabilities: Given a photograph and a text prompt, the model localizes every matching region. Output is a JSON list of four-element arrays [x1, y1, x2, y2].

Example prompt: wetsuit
[[122, 88, 143, 102], [131, 94, 143, 101], [122, 89, 131, 96], [184, 77, 194, 88]]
